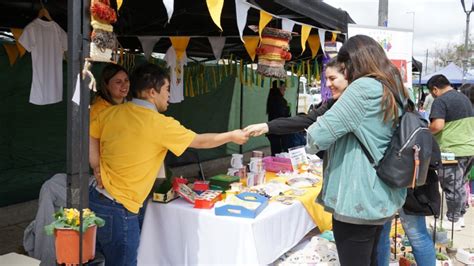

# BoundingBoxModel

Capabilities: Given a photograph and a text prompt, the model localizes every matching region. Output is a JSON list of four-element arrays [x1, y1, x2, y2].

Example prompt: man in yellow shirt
[[89, 63, 249, 266]]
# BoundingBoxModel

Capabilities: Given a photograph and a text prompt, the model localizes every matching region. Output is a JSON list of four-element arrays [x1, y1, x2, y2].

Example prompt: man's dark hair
[[130, 63, 170, 98], [426, 74, 451, 91]]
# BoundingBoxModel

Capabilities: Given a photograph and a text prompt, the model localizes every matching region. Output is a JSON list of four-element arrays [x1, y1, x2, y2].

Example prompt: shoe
[[439, 218, 463, 231]]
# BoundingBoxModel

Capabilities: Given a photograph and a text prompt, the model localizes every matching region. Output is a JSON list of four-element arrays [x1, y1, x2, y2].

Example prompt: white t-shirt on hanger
[[164, 46, 187, 103], [19, 18, 67, 105]]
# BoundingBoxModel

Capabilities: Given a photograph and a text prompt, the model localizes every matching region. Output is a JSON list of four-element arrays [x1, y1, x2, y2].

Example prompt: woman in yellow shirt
[[90, 64, 130, 122]]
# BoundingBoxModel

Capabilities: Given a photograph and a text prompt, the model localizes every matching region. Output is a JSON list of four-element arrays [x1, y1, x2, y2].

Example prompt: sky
[[323, 0, 471, 73]]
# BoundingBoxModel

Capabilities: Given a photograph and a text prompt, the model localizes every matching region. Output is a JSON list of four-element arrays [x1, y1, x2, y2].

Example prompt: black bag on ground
[[356, 97, 435, 188]]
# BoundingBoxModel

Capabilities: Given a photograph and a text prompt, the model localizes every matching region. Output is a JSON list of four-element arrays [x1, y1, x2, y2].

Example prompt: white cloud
[[324, 0, 470, 73]]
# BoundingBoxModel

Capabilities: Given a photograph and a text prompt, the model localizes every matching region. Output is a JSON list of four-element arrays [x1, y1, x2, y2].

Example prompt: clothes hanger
[[37, 1, 53, 21]]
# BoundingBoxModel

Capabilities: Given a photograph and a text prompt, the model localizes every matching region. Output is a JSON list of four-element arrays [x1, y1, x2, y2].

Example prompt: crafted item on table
[[152, 178, 178, 203], [263, 156, 293, 173], [256, 27, 292, 78], [89, 0, 117, 62], [194, 190, 222, 209], [215, 192, 268, 218], [209, 174, 240, 191]]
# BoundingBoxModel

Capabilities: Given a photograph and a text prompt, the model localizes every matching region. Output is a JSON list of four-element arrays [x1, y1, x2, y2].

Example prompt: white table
[[137, 197, 316, 265]]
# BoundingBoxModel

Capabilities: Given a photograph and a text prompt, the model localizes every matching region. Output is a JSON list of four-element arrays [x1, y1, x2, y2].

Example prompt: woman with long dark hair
[[306, 35, 408, 266]]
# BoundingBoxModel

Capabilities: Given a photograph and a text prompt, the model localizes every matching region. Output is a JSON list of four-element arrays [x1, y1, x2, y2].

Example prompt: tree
[[433, 42, 471, 69]]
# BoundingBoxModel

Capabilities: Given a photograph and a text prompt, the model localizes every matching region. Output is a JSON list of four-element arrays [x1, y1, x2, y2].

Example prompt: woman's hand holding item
[[231, 129, 250, 145], [244, 123, 269, 137]]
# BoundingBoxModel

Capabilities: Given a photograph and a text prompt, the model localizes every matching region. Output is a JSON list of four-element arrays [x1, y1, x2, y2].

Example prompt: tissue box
[[209, 175, 240, 191], [215, 192, 268, 218]]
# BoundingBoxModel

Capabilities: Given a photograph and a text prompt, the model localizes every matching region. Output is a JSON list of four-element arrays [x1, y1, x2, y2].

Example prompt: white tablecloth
[[137, 198, 316, 265]]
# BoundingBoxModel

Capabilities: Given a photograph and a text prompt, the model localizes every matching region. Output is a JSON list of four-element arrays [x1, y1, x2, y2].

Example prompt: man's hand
[[93, 166, 104, 189], [231, 129, 250, 145], [243, 123, 269, 137]]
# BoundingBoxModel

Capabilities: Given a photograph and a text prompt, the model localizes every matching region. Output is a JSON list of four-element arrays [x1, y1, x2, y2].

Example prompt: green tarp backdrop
[[0, 46, 297, 207]]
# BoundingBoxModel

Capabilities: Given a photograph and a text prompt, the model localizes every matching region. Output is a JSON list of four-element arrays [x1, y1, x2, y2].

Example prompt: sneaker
[[439, 218, 463, 231]]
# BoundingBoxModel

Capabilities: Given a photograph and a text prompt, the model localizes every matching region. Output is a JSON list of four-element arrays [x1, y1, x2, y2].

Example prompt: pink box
[[263, 156, 293, 173]]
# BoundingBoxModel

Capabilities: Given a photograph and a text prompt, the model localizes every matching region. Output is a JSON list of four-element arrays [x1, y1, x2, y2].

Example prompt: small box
[[209, 175, 240, 191], [192, 180, 210, 193], [194, 190, 222, 209], [152, 178, 178, 203], [263, 156, 293, 173], [215, 192, 268, 218], [173, 183, 197, 204]]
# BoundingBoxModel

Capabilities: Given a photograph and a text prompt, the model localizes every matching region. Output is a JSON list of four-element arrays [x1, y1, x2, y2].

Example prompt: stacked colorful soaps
[[256, 27, 292, 78], [90, 0, 117, 62]]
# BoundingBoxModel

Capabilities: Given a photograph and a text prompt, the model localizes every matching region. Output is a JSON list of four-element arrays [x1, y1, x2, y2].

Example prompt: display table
[[137, 196, 316, 265]]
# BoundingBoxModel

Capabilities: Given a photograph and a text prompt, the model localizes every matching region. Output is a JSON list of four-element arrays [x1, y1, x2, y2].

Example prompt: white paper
[[72, 74, 80, 105], [235, 0, 250, 42], [208, 37, 226, 60]]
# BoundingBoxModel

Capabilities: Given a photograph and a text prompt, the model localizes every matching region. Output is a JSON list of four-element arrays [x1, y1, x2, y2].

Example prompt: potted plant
[[436, 252, 453, 266], [45, 208, 105, 265]]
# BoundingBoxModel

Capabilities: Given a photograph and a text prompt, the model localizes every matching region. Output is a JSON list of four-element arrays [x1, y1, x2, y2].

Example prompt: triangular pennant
[[208, 37, 226, 60], [259, 10, 272, 39], [243, 36, 259, 61], [137, 36, 161, 60], [282, 19, 295, 33], [300, 24, 311, 55], [10, 28, 25, 57], [116, 0, 123, 11], [331, 32, 337, 42], [3, 44, 19, 65], [206, 0, 224, 31], [170, 36, 190, 61], [163, 0, 174, 23], [308, 34, 320, 59], [235, 0, 250, 42], [318, 29, 326, 55]]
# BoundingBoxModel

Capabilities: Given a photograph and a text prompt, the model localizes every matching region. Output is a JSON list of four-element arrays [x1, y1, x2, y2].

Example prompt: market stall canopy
[[414, 62, 474, 85], [0, 0, 354, 61]]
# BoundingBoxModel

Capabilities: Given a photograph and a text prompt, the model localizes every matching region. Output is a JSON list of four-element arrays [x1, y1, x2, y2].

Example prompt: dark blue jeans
[[377, 209, 435, 266], [89, 187, 141, 266]]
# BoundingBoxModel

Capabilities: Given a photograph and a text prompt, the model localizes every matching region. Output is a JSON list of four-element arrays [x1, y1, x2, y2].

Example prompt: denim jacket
[[307, 77, 406, 225]]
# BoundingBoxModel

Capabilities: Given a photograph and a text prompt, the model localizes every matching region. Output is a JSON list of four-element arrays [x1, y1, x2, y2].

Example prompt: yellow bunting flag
[[10, 28, 26, 57], [331, 32, 337, 42], [300, 24, 311, 55], [259, 10, 272, 39], [243, 36, 259, 61], [3, 44, 19, 65], [308, 34, 320, 59], [116, 0, 123, 11], [170, 36, 190, 61], [206, 0, 224, 31]]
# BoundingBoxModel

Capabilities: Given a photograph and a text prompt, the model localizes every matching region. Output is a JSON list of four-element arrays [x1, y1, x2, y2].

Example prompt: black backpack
[[355, 96, 435, 188]]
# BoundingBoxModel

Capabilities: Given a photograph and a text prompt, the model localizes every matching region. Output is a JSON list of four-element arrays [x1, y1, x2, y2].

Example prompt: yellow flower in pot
[[45, 207, 105, 265]]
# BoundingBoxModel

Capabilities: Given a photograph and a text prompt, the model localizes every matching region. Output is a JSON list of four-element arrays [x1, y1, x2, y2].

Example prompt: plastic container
[[263, 156, 293, 173]]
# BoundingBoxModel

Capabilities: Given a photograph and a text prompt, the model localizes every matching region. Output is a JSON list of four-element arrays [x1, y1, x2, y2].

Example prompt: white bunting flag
[[282, 19, 295, 33], [163, 0, 174, 23], [235, 0, 250, 42], [318, 29, 326, 56], [138, 36, 161, 60], [208, 37, 226, 60]]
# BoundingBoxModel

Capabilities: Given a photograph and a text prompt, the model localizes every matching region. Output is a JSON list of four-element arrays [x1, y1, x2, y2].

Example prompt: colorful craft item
[[194, 190, 223, 209], [89, 0, 117, 62], [256, 27, 292, 78]]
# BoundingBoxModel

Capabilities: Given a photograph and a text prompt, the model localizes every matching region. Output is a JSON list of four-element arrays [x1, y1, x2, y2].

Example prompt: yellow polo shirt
[[90, 100, 196, 213], [90, 96, 112, 123]]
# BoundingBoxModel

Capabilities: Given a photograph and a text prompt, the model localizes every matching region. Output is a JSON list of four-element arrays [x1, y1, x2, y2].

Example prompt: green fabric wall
[[0, 47, 297, 206]]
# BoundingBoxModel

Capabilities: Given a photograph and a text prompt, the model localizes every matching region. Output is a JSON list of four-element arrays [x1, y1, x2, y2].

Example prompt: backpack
[[355, 95, 435, 188]]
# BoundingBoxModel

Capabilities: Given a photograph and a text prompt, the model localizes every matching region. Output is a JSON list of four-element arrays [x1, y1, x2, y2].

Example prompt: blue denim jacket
[[307, 77, 406, 225]]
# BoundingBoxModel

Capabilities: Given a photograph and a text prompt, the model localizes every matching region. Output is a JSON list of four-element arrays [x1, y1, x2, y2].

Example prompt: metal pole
[[378, 0, 389, 27], [464, 12, 471, 82], [239, 77, 244, 155]]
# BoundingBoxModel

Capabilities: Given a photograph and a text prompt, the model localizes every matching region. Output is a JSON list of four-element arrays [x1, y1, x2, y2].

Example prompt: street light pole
[[461, 0, 474, 82]]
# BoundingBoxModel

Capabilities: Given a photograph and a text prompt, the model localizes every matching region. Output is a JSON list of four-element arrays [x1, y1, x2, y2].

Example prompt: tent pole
[[295, 76, 300, 114], [239, 81, 244, 154]]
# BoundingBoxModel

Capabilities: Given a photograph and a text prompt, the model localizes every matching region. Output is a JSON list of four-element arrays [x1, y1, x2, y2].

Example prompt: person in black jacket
[[245, 58, 442, 266], [245, 59, 346, 138]]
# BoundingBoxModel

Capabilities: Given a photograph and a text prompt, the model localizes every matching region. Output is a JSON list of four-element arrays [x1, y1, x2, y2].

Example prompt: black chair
[[164, 148, 205, 181]]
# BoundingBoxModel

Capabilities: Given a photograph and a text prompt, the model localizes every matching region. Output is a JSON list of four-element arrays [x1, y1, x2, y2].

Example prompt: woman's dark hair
[[326, 57, 345, 74], [97, 64, 130, 104], [459, 83, 474, 104], [337, 35, 409, 124], [130, 63, 170, 98]]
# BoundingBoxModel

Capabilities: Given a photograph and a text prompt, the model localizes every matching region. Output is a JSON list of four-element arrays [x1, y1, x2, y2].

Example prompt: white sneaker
[[439, 218, 463, 231]]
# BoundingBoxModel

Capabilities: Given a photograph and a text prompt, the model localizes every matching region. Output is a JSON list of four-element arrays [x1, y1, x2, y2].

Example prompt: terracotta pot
[[54, 225, 96, 265]]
